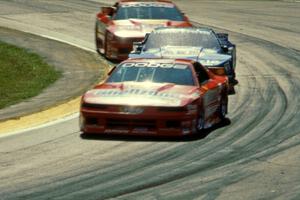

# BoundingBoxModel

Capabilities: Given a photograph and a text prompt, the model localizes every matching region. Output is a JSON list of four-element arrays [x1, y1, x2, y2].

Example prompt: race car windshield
[[107, 62, 195, 86], [114, 3, 183, 21], [144, 29, 220, 50]]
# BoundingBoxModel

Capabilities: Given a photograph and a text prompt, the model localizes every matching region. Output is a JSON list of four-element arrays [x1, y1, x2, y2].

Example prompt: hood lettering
[[121, 3, 173, 8], [93, 88, 184, 99], [122, 62, 187, 69]]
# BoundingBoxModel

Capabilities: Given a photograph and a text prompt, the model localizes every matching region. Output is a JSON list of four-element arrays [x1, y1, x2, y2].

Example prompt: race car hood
[[108, 20, 187, 38], [130, 46, 232, 67], [83, 82, 200, 107]]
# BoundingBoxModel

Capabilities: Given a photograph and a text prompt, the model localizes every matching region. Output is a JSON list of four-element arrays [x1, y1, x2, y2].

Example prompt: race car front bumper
[[80, 107, 197, 136]]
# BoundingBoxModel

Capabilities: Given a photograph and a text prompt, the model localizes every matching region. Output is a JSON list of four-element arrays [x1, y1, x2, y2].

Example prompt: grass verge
[[0, 40, 61, 109]]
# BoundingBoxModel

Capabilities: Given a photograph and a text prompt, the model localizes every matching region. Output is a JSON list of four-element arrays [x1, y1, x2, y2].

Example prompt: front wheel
[[197, 111, 205, 131], [95, 33, 105, 55], [95, 22, 105, 55], [218, 96, 228, 120]]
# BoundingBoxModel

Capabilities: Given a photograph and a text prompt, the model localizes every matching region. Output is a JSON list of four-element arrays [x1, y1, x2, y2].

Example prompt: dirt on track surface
[[0, 0, 300, 199]]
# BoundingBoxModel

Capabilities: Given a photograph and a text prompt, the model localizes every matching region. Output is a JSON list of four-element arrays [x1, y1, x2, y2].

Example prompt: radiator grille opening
[[107, 119, 156, 129], [82, 103, 108, 109], [86, 117, 98, 125], [166, 120, 181, 128], [158, 107, 186, 112]]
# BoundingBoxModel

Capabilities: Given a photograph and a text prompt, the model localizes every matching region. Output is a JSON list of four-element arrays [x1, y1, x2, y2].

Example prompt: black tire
[[95, 34, 104, 54], [95, 38, 102, 54], [80, 132, 92, 139], [197, 108, 205, 131], [95, 23, 105, 55], [218, 95, 228, 120]]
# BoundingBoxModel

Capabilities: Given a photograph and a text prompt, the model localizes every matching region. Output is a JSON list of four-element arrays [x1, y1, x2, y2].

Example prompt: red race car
[[80, 58, 229, 136], [95, 0, 192, 60]]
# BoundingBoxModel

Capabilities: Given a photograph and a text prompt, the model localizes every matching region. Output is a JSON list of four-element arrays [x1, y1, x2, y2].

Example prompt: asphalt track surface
[[0, 0, 300, 199]]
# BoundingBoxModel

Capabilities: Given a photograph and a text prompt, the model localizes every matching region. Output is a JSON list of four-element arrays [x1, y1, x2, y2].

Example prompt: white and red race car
[[80, 58, 229, 136], [95, 0, 192, 60]]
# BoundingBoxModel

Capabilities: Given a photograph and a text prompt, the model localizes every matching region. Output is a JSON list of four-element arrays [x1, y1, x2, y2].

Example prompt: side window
[[194, 62, 210, 84]]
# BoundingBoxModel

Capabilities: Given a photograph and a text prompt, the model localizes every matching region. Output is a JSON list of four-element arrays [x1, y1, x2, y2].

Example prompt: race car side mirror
[[132, 42, 143, 53], [101, 6, 114, 17], [183, 15, 189, 21], [101, 15, 110, 24], [107, 66, 116, 75]]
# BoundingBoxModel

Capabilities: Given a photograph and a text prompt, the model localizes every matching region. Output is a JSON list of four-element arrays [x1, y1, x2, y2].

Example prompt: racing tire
[[95, 37, 103, 54], [80, 132, 93, 139], [95, 23, 105, 55], [197, 110, 205, 131], [95, 35, 105, 55], [218, 96, 228, 120]]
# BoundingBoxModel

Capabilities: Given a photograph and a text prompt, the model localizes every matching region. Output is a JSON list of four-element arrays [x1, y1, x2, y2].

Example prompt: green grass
[[0, 41, 61, 109]]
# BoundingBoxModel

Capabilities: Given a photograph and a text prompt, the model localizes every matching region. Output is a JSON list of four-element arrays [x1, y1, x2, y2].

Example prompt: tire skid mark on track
[[4, 38, 299, 199], [1, 135, 169, 198], [63, 35, 299, 199]]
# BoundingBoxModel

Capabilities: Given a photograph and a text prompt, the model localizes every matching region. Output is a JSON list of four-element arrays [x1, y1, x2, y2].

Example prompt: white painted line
[[0, 113, 79, 139], [39, 34, 95, 52]]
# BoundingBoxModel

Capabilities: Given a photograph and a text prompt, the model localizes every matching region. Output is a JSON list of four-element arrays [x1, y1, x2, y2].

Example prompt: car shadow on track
[[80, 118, 231, 142]]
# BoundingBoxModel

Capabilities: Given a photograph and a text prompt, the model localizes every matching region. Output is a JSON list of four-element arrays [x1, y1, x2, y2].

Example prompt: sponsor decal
[[156, 29, 210, 35], [116, 26, 141, 31], [93, 88, 182, 99], [161, 47, 200, 57], [143, 46, 203, 58], [120, 106, 144, 114], [116, 24, 165, 31], [116, 15, 173, 31], [121, 62, 188, 69], [104, 129, 129, 134], [122, 3, 173, 8]]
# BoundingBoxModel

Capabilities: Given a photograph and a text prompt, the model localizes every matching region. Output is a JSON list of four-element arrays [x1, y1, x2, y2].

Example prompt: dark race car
[[130, 27, 237, 86], [80, 58, 229, 136], [95, 0, 192, 61]]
